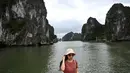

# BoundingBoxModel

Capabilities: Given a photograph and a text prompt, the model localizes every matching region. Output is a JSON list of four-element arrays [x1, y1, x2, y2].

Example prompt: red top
[[64, 60, 78, 73]]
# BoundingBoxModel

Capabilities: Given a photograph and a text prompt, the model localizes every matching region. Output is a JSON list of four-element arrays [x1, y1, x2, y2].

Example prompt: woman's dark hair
[[59, 55, 68, 70]]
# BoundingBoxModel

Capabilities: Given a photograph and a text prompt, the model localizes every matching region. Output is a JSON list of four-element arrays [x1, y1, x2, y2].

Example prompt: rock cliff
[[82, 17, 104, 41], [82, 3, 130, 42], [0, 0, 57, 46], [62, 32, 81, 41], [105, 3, 130, 41]]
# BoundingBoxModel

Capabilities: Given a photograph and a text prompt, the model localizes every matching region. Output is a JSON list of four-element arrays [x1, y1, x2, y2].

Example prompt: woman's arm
[[75, 60, 79, 73], [76, 68, 79, 73], [60, 56, 65, 71]]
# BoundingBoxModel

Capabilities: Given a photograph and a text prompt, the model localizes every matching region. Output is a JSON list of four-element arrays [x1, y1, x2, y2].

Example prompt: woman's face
[[67, 53, 75, 60]]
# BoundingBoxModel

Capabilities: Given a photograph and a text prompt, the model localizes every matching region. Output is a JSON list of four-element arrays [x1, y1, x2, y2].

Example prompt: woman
[[59, 48, 79, 73]]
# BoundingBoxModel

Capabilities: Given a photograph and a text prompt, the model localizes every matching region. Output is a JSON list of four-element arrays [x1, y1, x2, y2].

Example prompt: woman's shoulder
[[73, 59, 77, 62], [73, 59, 78, 64]]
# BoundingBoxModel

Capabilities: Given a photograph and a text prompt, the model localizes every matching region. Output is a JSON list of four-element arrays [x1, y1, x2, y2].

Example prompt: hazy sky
[[44, 0, 130, 38]]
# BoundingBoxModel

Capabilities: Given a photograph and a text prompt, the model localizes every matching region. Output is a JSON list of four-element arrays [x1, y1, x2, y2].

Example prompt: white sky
[[44, 0, 130, 38]]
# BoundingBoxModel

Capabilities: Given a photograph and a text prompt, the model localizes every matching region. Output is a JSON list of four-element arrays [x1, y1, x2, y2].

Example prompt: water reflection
[[107, 42, 130, 73], [0, 46, 51, 73], [79, 42, 111, 73], [0, 41, 130, 73]]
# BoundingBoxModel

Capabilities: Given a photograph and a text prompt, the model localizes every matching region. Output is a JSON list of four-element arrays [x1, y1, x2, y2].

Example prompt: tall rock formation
[[0, 0, 57, 46], [105, 3, 130, 41], [82, 17, 104, 41], [62, 32, 81, 41]]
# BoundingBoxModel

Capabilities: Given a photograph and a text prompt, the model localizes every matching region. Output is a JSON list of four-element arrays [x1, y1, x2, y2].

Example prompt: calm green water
[[0, 41, 130, 73]]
